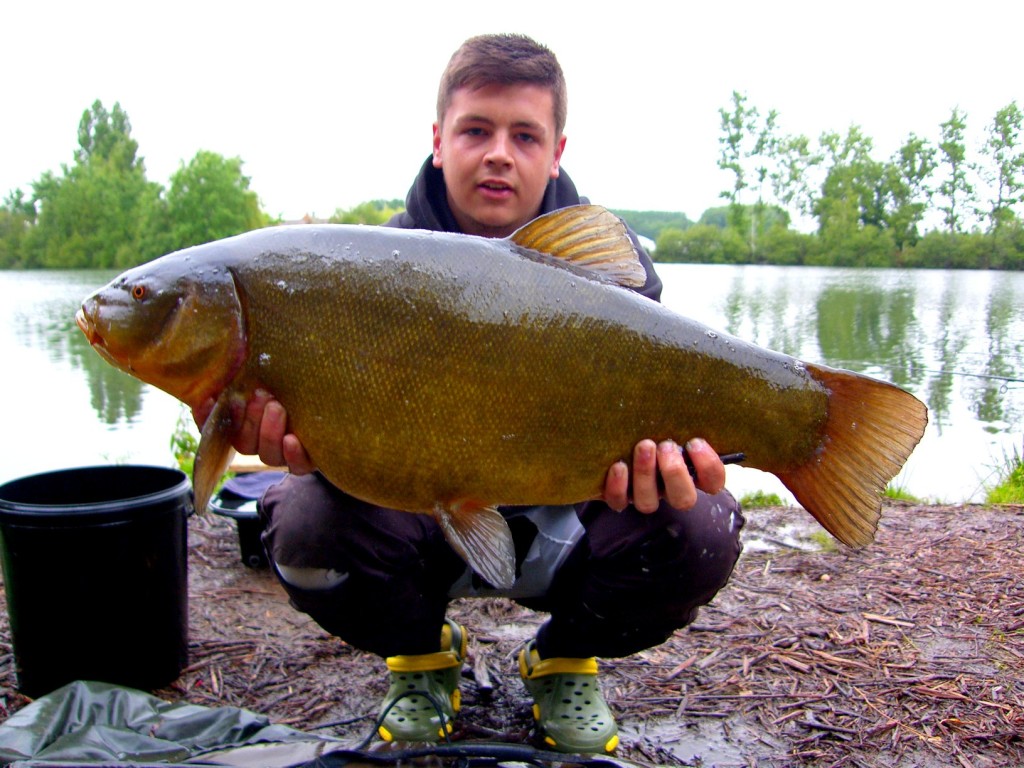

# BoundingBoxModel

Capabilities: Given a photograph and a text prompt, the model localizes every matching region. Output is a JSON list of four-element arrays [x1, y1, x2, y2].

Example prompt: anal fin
[[433, 501, 516, 589]]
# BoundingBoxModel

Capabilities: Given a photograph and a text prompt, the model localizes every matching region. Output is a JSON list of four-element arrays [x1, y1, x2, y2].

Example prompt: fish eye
[[131, 284, 147, 301]]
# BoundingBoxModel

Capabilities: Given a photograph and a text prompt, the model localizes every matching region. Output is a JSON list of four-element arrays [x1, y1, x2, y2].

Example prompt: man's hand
[[603, 438, 726, 513], [192, 390, 316, 475]]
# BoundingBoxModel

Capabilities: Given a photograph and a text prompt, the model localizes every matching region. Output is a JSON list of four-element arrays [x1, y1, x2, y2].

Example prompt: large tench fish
[[76, 205, 928, 588]]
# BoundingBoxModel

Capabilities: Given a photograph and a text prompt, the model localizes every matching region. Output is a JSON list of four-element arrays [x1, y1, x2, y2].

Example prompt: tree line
[[0, 102, 268, 269], [2, 97, 1022, 270], [652, 93, 1023, 269]]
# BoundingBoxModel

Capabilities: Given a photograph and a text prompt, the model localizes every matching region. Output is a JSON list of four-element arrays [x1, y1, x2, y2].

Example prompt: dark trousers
[[260, 473, 744, 659]]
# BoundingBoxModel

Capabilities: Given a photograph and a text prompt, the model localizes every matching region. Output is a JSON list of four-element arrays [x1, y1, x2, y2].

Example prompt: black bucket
[[0, 465, 192, 698]]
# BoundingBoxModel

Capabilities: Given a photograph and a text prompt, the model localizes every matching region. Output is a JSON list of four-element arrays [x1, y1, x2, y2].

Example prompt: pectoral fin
[[433, 501, 516, 589], [193, 392, 240, 516]]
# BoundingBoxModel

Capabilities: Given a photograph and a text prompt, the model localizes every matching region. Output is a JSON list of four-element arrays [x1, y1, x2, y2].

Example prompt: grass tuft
[[883, 483, 921, 503], [985, 445, 1024, 504], [739, 490, 786, 508]]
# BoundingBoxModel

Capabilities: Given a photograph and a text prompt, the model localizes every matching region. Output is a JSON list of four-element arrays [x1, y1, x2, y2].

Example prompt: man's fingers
[[256, 399, 289, 467], [658, 439, 698, 511], [603, 460, 629, 511], [685, 438, 726, 495], [631, 439, 660, 513], [282, 434, 316, 475], [232, 389, 272, 456]]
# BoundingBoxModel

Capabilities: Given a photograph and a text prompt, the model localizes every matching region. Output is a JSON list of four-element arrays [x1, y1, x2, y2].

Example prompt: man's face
[[433, 83, 566, 238]]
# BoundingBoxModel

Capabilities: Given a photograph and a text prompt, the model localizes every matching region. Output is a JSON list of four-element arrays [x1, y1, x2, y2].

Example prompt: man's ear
[[550, 134, 567, 178], [432, 123, 443, 168]]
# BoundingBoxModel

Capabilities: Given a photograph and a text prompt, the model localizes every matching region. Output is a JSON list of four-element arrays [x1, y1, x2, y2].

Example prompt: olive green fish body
[[231, 233, 828, 509], [77, 206, 928, 588]]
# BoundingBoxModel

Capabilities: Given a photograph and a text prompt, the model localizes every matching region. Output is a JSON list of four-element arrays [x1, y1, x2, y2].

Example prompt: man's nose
[[484, 132, 513, 165]]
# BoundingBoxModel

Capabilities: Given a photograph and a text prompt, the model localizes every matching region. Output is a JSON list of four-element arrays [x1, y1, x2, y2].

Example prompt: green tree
[[0, 189, 35, 268], [75, 101, 138, 170], [979, 101, 1024, 233], [770, 132, 823, 221], [884, 134, 937, 251], [655, 224, 746, 264], [164, 150, 268, 251], [329, 199, 404, 225], [814, 126, 887, 246], [699, 204, 789, 233], [609, 209, 692, 241], [24, 100, 163, 268], [717, 91, 779, 256], [936, 107, 975, 233], [759, 226, 810, 266], [698, 207, 729, 229]]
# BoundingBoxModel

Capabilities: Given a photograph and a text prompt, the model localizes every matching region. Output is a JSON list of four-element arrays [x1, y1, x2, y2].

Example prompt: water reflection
[[696, 266, 1024, 440], [12, 273, 147, 425], [660, 264, 1024, 502], [722, 274, 810, 357], [971, 279, 1018, 428], [0, 270, 180, 486], [925, 277, 966, 433], [815, 281, 924, 389]]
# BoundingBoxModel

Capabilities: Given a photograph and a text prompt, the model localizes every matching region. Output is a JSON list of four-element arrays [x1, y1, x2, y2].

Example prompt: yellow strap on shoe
[[386, 649, 462, 673], [519, 650, 598, 679]]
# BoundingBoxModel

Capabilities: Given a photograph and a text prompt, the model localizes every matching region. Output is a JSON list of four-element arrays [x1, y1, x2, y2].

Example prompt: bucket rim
[[0, 464, 192, 521]]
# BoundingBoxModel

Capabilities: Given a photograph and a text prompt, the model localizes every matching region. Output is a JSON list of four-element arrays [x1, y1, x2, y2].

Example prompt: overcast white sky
[[2, 1, 1020, 222]]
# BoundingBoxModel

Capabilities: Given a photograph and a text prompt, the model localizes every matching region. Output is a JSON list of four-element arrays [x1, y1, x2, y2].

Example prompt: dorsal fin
[[508, 204, 647, 288]]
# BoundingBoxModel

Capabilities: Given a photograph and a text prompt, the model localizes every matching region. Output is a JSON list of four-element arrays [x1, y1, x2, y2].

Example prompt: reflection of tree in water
[[968, 280, 1023, 428], [721, 273, 812, 357], [925, 277, 968, 433], [18, 291, 146, 426], [815, 282, 924, 390]]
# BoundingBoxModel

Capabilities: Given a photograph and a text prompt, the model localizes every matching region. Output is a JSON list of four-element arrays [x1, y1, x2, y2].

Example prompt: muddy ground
[[0, 502, 1021, 767]]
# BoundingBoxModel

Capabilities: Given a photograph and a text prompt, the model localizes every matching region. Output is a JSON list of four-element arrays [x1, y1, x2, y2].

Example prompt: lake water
[[2, 264, 1023, 504]]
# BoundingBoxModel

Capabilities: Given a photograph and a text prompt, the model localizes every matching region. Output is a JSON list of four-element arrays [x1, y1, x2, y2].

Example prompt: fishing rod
[[831, 359, 1024, 386], [916, 368, 1024, 384]]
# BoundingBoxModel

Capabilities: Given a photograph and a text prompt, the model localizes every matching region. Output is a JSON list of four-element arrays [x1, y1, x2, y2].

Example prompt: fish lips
[[76, 305, 123, 369], [75, 307, 98, 344]]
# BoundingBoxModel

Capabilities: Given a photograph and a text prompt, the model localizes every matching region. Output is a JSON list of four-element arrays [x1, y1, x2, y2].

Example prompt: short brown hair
[[437, 34, 568, 136]]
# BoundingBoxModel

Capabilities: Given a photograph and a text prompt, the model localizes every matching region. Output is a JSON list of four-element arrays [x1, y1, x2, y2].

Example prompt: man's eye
[[517, 133, 538, 143]]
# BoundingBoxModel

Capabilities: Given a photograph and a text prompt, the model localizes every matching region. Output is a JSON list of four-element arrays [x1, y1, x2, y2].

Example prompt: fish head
[[76, 254, 247, 409]]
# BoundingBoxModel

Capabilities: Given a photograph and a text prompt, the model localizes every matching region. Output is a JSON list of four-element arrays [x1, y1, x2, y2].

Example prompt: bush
[[655, 224, 747, 264]]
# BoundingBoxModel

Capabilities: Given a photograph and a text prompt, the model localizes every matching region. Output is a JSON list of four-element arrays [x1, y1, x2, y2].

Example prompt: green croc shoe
[[518, 638, 619, 754], [377, 619, 467, 743]]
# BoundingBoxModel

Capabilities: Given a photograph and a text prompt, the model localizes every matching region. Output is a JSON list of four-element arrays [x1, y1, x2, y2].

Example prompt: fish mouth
[[75, 307, 99, 345], [76, 307, 123, 369]]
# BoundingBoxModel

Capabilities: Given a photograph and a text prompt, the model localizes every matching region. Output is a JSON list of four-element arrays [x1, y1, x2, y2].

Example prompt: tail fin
[[778, 364, 928, 547]]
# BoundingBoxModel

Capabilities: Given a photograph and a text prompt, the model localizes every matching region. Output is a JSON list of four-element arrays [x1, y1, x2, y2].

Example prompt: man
[[218, 34, 743, 754]]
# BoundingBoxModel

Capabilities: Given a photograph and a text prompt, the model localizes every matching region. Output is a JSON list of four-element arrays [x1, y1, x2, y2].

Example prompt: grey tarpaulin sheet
[[0, 680, 635, 767], [0, 680, 344, 767]]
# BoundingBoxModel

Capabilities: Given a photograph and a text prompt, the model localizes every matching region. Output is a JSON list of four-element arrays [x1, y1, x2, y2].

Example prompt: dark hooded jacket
[[386, 158, 664, 302]]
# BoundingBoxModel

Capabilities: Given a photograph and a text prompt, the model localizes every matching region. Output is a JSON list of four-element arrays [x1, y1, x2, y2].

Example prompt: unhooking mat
[[0, 680, 631, 767], [0, 680, 341, 767]]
